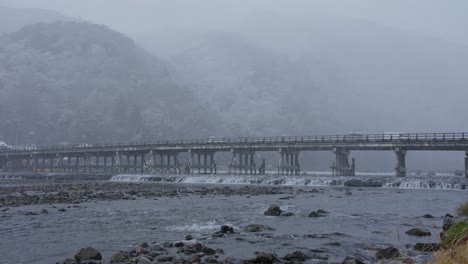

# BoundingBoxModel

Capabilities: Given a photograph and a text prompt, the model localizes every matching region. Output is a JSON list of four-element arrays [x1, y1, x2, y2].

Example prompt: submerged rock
[[422, 214, 434, 218], [405, 228, 431, 236], [281, 212, 294, 217], [264, 204, 282, 216], [244, 224, 265, 232]]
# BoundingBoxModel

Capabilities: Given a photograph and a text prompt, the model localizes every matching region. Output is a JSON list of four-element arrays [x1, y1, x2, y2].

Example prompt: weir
[[1, 132, 468, 177]]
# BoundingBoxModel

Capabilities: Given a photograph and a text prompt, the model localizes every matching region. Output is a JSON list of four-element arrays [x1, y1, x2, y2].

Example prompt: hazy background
[[0, 0, 467, 171]]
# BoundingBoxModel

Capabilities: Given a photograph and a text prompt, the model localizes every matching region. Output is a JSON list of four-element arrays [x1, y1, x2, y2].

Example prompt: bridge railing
[[1, 132, 467, 153]]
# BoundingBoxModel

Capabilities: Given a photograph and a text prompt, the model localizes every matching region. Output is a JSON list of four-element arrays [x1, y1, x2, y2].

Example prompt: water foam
[[110, 174, 466, 190]]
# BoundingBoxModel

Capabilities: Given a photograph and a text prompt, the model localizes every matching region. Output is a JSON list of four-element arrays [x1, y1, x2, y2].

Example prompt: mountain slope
[[0, 21, 216, 144]]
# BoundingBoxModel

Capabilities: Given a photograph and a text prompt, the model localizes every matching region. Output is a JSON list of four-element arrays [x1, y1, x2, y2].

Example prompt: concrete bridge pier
[[229, 150, 256, 175], [331, 148, 355, 176], [278, 149, 300, 175], [395, 148, 406, 177]]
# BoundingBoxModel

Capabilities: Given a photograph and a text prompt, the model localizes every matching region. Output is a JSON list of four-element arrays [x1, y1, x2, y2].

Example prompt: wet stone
[[405, 228, 431, 236], [74, 247, 102, 262], [375, 247, 400, 260], [109, 251, 130, 263]]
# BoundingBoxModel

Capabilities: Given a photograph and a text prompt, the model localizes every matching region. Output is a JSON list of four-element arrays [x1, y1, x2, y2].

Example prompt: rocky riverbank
[[57, 214, 464, 264], [0, 181, 300, 208]]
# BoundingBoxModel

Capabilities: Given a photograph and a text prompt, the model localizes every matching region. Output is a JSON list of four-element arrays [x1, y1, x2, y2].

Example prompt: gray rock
[[413, 243, 440, 252], [243, 224, 264, 232], [375, 247, 400, 260], [282, 251, 309, 261], [342, 256, 364, 264], [74, 247, 102, 262], [264, 204, 282, 216], [220, 225, 235, 234], [157, 256, 174, 262], [308, 211, 325, 217], [136, 256, 152, 264], [109, 251, 130, 263], [185, 255, 201, 263], [405, 228, 431, 236], [254, 252, 273, 264], [281, 212, 294, 217]]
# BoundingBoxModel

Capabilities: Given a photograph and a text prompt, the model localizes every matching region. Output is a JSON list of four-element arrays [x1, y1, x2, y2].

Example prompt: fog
[[0, 0, 467, 171]]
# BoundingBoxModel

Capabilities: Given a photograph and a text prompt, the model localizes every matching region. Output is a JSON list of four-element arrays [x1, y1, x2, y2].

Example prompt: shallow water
[[1, 179, 466, 263]]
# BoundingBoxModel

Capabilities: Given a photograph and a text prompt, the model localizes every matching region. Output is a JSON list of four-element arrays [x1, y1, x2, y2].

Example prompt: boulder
[[413, 243, 440, 252], [185, 234, 194, 240], [202, 247, 216, 255], [220, 225, 235, 234], [109, 251, 130, 263], [281, 212, 294, 217], [135, 246, 149, 254], [342, 256, 364, 264], [443, 214, 454, 230], [136, 256, 152, 264], [74, 247, 102, 262], [405, 228, 431, 236], [185, 255, 201, 263], [254, 252, 273, 264], [375, 247, 400, 260], [264, 204, 282, 216], [282, 251, 309, 261]]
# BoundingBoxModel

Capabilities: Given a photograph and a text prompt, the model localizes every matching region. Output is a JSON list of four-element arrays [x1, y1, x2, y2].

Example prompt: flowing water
[[0, 173, 467, 264]]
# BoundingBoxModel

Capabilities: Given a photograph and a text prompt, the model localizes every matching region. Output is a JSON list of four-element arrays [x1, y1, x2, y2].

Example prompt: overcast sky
[[1, 0, 467, 46]]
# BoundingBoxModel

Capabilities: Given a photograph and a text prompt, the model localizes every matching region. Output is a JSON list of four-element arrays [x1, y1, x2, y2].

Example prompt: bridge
[[1, 132, 468, 177]]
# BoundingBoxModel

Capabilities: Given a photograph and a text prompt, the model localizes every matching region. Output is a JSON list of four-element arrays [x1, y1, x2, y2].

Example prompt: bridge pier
[[151, 151, 181, 174], [465, 151, 468, 178], [331, 148, 355, 176], [395, 148, 406, 177], [188, 150, 216, 174], [278, 149, 300, 175], [229, 149, 256, 175]]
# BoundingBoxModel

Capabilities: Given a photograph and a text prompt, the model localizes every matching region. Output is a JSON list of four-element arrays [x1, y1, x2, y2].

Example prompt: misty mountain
[[140, 13, 468, 135], [0, 21, 216, 145], [0, 6, 69, 35]]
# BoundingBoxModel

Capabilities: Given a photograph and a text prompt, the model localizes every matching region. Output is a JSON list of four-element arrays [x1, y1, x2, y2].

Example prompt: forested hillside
[[0, 22, 217, 145]]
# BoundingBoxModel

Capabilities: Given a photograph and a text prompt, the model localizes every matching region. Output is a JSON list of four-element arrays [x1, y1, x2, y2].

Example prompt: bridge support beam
[[229, 149, 255, 175], [331, 148, 355, 176], [395, 148, 406, 177], [278, 149, 300, 175]]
